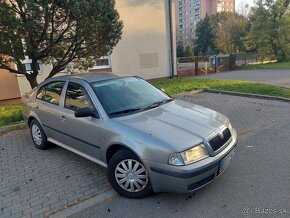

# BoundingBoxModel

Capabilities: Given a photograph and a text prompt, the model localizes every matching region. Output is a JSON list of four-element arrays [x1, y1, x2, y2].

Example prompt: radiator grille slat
[[209, 128, 231, 151]]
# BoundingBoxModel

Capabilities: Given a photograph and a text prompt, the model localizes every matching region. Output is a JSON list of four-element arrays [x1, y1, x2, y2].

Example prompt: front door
[[57, 82, 102, 160]]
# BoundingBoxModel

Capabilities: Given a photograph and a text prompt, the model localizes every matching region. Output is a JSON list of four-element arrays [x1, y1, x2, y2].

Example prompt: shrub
[[0, 104, 23, 127]]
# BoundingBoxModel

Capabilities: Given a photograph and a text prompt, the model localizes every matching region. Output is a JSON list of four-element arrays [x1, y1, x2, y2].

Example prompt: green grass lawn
[[238, 61, 290, 70], [153, 78, 290, 98], [0, 104, 23, 127]]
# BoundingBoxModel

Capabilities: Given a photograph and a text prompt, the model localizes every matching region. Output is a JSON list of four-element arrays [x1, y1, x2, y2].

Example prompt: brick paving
[[179, 92, 290, 135], [72, 93, 290, 218], [0, 131, 110, 218], [1, 92, 290, 218]]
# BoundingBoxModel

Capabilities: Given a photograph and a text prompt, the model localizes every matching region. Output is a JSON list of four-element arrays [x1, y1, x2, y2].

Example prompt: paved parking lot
[[72, 93, 290, 218], [1, 92, 290, 218], [0, 131, 110, 218]]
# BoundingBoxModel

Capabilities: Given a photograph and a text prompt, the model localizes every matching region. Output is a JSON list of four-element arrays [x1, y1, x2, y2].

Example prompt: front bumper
[[145, 129, 237, 193]]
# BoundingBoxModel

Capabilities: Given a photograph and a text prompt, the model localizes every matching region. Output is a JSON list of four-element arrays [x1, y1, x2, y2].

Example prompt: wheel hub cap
[[32, 124, 42, 145], [115, 159, 148, 192], [127, 172, 136, 180]]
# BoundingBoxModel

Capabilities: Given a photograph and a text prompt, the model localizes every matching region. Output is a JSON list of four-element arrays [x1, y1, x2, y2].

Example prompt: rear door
[[35, 81, 66, 141], [56, 81, 102, 160]]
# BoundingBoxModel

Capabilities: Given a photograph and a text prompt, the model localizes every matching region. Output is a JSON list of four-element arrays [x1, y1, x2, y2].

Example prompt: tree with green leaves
[[244, 0, 290, 62], [211, 12, 249, 54], [194, 15, 216, 55], [185, 45, 193, 57], [177, 41, 185, 57], [0, 0, 123, 88]]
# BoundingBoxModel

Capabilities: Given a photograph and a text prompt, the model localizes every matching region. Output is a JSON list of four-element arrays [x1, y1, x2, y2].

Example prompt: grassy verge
[[238, 61, 290, 70], [153, 78, 290, 98], [0, 104, 23, 127]]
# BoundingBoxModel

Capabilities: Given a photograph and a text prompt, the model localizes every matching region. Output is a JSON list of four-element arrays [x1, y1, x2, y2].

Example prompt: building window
[[92, 56, 111, 69], [18, 57, 42, 76], [22, 63, 40, 74]]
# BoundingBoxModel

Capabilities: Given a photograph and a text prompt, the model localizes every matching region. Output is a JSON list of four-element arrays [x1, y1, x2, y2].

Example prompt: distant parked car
[[22, 73, 237, 198]]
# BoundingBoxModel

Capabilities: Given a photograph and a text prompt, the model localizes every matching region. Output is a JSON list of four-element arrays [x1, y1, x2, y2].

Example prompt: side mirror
[[75, 107, 99, 118]]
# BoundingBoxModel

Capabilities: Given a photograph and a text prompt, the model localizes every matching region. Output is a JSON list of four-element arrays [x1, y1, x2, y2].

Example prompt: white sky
[[236, 0, 255, 8], [235, 0, 255, 14]]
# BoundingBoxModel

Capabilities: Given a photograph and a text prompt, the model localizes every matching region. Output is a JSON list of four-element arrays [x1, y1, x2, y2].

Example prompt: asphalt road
[[196, 69, 290, 88], [70, 93, 290, 218]]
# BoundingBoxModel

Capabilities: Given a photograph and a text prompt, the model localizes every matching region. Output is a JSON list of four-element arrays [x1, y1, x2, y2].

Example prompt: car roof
[[54, 72, 133, 83]]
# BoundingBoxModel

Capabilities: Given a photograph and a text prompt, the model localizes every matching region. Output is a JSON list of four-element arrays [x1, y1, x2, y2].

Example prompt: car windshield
[[90, 77, 172, 117]]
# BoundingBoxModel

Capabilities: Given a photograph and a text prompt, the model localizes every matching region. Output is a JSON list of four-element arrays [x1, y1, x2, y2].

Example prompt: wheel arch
[[106, 143, 142, 164], [27, 115, 44, 129], [28, 116, 36, 126]]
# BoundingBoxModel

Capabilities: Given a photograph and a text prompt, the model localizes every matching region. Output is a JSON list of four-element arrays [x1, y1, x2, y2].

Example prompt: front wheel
[[107, 149, 153, 199]]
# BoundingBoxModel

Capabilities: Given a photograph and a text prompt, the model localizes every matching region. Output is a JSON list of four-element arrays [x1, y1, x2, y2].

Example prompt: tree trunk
[[27, 59, 40, 89], [25, 73, 38, 89]]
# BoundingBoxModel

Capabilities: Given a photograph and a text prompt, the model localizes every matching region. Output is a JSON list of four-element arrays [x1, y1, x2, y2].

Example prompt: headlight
[[169, 145, 209, 166], [226, 120, 233, 131], [168, 153, 184, 166]]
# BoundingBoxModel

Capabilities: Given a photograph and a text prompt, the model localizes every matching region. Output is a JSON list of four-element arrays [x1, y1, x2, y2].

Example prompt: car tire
[[30, 119, 49, 150], [107, 148, 153, 199]]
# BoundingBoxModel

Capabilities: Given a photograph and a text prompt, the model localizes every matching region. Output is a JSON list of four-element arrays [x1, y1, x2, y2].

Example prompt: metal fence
[[177, 53, 258, 77], [234, 53, 259, 66]]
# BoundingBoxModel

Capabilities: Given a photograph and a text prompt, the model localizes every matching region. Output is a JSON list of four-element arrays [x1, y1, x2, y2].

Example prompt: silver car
[[22, 73, 237, 199]]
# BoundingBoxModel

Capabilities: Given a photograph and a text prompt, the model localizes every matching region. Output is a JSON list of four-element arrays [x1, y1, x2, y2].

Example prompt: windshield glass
[[90, 77, 172, 117]]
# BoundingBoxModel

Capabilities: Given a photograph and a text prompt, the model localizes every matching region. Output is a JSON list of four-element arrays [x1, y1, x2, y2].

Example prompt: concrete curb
[[0, 122, 27, 134], [173, 89, 290, 103], [203, 89, 290, 103], [49, 191, 117, 218], [172, 89, 204, 98]]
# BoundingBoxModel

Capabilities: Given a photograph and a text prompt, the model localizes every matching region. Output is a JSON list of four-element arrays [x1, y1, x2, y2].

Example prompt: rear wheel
[[107, 149, 153, 199], [30, 120, 49, 150]]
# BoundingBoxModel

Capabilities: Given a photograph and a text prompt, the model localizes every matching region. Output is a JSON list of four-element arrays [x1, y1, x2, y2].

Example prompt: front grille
[[209, 128, 231, 151]]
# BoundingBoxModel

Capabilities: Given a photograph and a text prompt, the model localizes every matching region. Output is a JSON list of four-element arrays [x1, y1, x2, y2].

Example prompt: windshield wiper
[[109, 99, 173, 116], [109, 108, 142, 115], [142, 99, 173, 111]]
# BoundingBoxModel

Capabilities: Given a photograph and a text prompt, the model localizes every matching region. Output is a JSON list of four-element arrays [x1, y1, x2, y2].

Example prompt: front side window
[[65, 82, 93, 111], [36, 81, 65, 105]]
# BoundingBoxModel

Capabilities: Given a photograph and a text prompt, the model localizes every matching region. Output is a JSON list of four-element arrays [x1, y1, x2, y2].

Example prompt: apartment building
[[0, 0, 177, 99], [176, 0, 235, 45]]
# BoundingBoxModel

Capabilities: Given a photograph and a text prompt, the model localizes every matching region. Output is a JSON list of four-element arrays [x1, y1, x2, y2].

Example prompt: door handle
[[59, 115, 66, 121]]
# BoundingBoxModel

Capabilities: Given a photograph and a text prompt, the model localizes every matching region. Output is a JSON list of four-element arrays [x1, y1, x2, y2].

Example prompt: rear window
[[36, 81, 65, 106]]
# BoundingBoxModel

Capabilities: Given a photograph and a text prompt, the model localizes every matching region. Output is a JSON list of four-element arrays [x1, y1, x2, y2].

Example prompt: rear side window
[[64, 82, 93, 111], [36, 81, 65, 106]]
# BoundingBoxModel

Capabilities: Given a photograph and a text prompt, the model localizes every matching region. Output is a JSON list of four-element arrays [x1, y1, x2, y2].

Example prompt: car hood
[[114, 100, 228, 151]]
